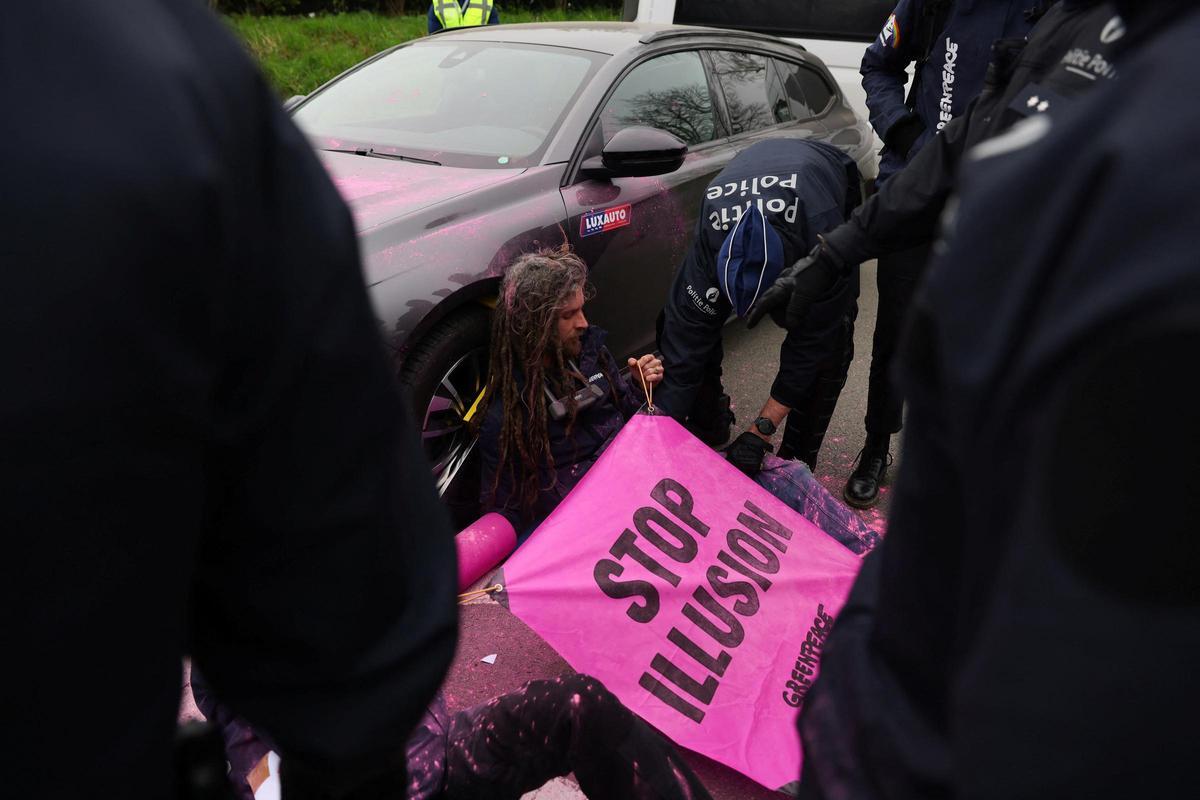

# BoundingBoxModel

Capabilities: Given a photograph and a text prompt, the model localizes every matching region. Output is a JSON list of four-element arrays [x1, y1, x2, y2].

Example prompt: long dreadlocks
[[478, 245, 602, 519]]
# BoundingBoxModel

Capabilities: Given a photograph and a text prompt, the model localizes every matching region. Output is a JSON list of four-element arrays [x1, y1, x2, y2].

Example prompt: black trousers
[[444, 674, 713, 800], [865, 243, 931, 435], [778, 310, 856, 471]]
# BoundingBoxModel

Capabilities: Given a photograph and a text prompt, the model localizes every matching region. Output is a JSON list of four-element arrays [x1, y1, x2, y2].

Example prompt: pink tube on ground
[[455, 512, 517, 591]]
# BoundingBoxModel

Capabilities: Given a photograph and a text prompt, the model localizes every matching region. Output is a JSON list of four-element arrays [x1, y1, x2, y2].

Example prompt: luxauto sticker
[[581, 204, 632, 237]]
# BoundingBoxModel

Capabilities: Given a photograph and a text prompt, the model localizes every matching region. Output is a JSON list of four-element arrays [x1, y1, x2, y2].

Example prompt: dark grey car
[[288, 22, 875, 525]]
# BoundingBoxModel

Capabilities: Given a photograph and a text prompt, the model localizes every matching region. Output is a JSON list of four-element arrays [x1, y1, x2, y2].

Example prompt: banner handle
[[637, 361, 655, 412], [458, 583, 504, 604]]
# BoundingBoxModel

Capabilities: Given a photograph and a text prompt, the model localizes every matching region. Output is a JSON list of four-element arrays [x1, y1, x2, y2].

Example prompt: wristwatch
[[752, 416, 777, 436]]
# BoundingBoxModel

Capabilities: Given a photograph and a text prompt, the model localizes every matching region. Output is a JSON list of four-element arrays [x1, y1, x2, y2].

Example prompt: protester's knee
[[553, 674, 624, 726], [556, 673, 612, 705]]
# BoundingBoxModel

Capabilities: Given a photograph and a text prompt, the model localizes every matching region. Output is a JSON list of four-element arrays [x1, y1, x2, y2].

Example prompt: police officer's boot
[[844, 433, 892, 509]]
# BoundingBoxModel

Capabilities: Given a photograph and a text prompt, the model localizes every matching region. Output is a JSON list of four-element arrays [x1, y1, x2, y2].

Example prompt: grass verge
[[224, 8, 621, 97]]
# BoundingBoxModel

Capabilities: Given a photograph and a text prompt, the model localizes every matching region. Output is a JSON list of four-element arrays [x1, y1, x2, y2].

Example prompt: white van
[[626, 0, 897, 164]]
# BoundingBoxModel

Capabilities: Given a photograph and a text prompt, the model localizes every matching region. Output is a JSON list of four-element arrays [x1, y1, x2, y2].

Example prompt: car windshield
[[294, 40, 605, 169]]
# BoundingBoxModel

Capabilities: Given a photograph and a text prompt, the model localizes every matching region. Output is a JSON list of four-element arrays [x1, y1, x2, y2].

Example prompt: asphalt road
[[720, 258, 898, 536]]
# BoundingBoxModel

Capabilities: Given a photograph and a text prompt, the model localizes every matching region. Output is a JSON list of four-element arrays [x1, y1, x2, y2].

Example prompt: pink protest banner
[[498, 414, 865, 792]]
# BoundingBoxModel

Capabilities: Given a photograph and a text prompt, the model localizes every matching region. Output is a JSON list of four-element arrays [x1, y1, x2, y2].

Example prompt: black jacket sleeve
[[823, 103, 978, 265], [654, 227, 729, 421]]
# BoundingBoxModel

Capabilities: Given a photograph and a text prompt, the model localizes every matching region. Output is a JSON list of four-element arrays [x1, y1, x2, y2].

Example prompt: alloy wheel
[[422, 347, 488, 498]]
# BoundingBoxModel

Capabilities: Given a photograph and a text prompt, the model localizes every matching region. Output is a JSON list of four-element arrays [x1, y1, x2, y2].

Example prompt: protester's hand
[[746, 242, 844, 330], [628, 354, 664, 391], [723, 431, 773, 477]]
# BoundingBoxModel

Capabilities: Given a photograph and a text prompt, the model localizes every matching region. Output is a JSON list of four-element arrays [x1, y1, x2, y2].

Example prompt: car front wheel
[[399, 306, 491, 530]]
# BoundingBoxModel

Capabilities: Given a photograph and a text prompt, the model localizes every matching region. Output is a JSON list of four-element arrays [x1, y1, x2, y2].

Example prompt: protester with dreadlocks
[[477, 246, 661, 541], [477, 246, 879, 556]]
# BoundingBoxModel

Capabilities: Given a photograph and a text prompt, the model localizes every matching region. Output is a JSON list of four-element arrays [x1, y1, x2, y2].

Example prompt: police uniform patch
[[1010, 83, 1070, 118], [580, 203, 632, 237], [879, 13, 901, 49]]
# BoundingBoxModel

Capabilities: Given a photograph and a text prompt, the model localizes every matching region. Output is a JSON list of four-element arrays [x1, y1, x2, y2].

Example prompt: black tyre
[[399, 306, 491, 531]]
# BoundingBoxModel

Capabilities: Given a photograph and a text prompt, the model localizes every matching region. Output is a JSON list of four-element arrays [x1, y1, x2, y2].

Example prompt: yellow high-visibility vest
[[433, 0, 494, 30]]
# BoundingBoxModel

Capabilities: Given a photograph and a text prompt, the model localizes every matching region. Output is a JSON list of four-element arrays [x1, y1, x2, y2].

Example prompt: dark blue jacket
[[428, 1, 501, 34], [479, 326, 642, 537], [656, 138, 860, 421], [800, 4, 1200, 797], [826, 0, 1120, 265], [863, 0, 1033, 181]]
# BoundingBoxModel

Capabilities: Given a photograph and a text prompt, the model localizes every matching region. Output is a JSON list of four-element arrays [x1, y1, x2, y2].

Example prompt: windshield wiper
[[323, 147, 441, 166]]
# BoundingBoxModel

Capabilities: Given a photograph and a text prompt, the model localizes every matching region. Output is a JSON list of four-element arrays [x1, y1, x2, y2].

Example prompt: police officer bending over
[[655, 139, 862, 477], [476, 246, 878, 553]]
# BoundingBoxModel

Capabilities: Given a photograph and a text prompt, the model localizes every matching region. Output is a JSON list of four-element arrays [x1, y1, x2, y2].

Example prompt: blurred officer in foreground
[[1, 2, 457, 798], [655, 138, 862, 476], [849, 0, 1033, 507], [794, 2, 1200, 797]]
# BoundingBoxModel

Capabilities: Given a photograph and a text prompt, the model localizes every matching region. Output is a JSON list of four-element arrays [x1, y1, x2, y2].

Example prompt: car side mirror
[[283, 94, 306, 112], [581, 126, 688, 179]]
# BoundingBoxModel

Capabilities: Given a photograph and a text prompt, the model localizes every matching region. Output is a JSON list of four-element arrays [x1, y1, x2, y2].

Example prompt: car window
[[599, 51, 717, 147], [293, 41, 605, 169], [709, 50, 793, 136], [773, 58, 835, 119], [674, 0, 893, 42]]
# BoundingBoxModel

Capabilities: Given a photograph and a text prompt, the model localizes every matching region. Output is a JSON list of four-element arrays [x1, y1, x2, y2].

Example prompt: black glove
[[724, 431, 773, 477], [746, 242, 845, 330]]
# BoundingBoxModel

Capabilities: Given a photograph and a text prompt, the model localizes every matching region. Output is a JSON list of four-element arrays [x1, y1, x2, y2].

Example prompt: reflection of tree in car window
[[774, 58, 834, 120], [601, 52, 715, 146], [614, 85, 715, 146], [710, 51, 792, 135]]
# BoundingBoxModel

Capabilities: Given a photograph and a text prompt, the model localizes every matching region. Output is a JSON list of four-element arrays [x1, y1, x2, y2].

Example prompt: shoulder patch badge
[[879, 13, 901, 49]]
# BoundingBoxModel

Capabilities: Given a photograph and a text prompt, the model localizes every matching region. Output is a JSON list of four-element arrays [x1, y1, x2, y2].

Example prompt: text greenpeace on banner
[[499, 414, 863, 791]]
